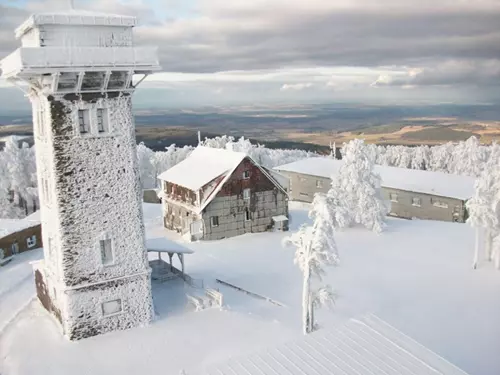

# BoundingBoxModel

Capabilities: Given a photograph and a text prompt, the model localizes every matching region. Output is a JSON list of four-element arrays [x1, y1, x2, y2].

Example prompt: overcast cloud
[[0, 0, 499, 107]]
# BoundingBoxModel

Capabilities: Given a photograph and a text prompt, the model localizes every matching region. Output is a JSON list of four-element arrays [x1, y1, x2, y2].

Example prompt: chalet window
[[245, 209, 251, 221], [26, 235, 37, 248], [78, 109, 90, 133], [432, 199, 448, 208], [96, 108, 108, 133], [412, 197, 421, 207], [316, 180, 323, 188], [299, 192, 309, 197], [243, 188, 251, 200], [243, 170, 250, 179], [389, 193, 398, 202], [102, 299, 122, 316], [100, 239, 114, 265], [11, 242, 19, 254], [211, 216, 219, 227]]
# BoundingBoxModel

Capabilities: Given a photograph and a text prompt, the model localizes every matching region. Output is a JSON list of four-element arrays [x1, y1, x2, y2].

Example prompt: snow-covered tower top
[[1, 9, 160, 91]]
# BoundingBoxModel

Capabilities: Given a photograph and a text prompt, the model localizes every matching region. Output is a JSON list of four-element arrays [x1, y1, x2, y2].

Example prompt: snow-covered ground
[[1, 203, 499, 375]]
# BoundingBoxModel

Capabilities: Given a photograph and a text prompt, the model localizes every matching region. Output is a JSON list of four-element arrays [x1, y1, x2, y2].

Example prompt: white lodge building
[[275, 158, 475, 223], [0, 11, 160, 340]]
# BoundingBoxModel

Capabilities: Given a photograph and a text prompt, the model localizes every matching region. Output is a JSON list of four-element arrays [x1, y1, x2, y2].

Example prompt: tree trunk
[[473, 228, 480, 269], [308, 294, 315, 333], [485, 229, 493, 261], [302, 266, 311, 335]]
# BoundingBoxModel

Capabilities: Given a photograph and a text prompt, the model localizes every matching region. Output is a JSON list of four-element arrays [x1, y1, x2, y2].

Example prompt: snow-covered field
[[1, 203, 499, 375]]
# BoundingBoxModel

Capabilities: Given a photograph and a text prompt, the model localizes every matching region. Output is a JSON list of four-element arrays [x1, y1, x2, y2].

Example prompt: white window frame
[[11, 242, 19, 254], [316, 180, 323, 188], [210, 216, 219, 227], [78, 109, 90, 134], [412, 197, 421, 207], [243, 170, 250, 179], [96, 108, 109, 133], [101, 299, 123, 317], [245, 209, 251, 221], [26, 235, 37, 248], [243, 188, 251, 200], [389, 193, 398, 203], [99, 238, 114, 266]]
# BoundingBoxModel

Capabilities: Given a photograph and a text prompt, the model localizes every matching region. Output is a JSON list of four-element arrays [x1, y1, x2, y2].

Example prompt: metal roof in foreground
[[204, 314, 469, 375]]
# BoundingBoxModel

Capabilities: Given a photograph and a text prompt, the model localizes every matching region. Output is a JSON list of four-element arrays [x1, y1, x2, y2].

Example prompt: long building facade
[[275, 158, 473, 223]]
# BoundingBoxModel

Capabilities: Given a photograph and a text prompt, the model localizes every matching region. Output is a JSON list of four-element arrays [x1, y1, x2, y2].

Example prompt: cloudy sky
[[1, 0, 500, 110]]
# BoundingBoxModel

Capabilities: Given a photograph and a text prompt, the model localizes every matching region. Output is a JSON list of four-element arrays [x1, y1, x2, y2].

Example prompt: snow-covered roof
[[145, 237, 194, 254], [0, 211, 41, 238], [275, 157, 475, 200], [205, 314, 469, 375], [157, 147, 248, 191], [16, 11, 136, 38]]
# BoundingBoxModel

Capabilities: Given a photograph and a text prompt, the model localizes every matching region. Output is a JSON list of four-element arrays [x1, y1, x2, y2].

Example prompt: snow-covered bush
[[328, 139, 389, 233], [283, 193, 340, 334]]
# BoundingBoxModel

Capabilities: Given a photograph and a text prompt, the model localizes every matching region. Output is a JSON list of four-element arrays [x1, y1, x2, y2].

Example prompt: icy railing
[[2, 47, 160, 74]]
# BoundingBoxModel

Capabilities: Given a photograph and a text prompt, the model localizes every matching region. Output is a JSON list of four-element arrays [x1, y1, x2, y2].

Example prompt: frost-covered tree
[[411, 145, 430, 170], [328, 139, 389, 233], [283, 193, 340, 334], [2, 137, 38, 216], [137, 142, 157, 189], [466, 168, 500, 269]]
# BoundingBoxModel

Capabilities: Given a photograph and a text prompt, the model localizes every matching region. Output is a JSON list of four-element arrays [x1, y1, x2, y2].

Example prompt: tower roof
[[15, 10, 137, 39]]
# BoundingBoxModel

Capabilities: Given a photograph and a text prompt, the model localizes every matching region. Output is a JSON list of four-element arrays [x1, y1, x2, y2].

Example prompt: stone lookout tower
[[0, 10, 160, 340]]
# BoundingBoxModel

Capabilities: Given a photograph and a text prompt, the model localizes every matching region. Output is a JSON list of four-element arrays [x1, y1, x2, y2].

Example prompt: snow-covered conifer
[[329, 139, 389, 233], [466, 167, 500, 269]]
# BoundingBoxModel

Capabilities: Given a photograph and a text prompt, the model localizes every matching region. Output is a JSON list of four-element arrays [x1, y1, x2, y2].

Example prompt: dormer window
[[243, 171, 250, 179]]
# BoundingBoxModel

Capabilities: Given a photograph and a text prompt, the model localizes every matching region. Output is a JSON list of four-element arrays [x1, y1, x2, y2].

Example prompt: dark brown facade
[[0, 224, 42, 258]]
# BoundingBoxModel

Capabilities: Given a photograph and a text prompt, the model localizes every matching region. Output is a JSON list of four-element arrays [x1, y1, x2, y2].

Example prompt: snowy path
[[0, 249, 42, 334]]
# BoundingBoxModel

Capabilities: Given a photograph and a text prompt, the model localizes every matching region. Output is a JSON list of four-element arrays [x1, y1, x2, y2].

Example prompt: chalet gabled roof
[[158, 146, 288, 214], [157, 146, 247, 191]]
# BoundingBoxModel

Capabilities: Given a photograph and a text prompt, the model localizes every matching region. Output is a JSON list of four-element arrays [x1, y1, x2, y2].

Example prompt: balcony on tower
[[0, 10, 160, 94]]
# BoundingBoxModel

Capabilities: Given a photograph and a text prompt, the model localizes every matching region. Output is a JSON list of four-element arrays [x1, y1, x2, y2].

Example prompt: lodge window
[[26, 235, 37, 248], [299, 192, 309, 197], [316, 180, 323, 188], [412, 197, 421, 207], [432, 199, 448, 208], [102, 299, 122, 316], [11, 242, 19, 254], [211, 216, 219, 227], [243, 188, 251, 200], [243, 170, 250, 179], [78, 109, 90, 133], [96, 108, 108, 133], [100, 239, 114, 266], [389, 193, 398, 202], [245, 209, 251, 221]]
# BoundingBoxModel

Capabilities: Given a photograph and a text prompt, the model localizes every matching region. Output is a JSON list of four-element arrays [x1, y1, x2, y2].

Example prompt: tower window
[[78, 110, 90, 134], [102, 299, 122, 316], [245, 209, 251, 221], [243, 170, 250, 179], [108, 71, 127, 90], [100, 239, 114, 265], [97, 108, 108, 133]]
